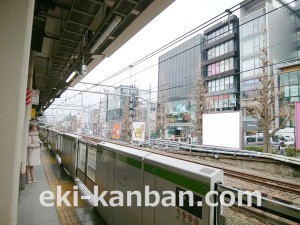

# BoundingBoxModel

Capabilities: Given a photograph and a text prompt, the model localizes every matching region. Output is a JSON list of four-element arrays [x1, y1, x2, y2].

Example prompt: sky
[[47, 0, 241, 115]]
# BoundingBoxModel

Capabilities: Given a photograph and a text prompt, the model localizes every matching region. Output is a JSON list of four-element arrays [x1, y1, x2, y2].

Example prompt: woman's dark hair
[[29, 124, 40, 131]]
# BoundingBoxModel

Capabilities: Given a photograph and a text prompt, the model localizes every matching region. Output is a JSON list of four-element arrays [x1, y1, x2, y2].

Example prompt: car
[[283, 136, 295, 147]]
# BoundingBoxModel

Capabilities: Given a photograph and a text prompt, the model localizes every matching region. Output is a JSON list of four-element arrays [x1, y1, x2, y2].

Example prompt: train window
[[78, 143, 86, 173], [87, 146, 97, 182]]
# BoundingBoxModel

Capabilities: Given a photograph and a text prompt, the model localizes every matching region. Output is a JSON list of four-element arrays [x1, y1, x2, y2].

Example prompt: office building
[[239, 0, 300, 135], [203, 14, 240, 111], [157, 33, 204, 139]]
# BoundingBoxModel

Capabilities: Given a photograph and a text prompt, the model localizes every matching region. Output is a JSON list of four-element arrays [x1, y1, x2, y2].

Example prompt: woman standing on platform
[[26, 124, 42, 183]]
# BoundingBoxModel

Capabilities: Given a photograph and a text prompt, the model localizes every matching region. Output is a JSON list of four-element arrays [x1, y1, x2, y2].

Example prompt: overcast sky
[[48, 0, 241, 114]]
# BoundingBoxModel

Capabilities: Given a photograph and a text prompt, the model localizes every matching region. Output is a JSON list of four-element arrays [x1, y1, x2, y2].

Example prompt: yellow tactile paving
[[41, 146, 88, 225]]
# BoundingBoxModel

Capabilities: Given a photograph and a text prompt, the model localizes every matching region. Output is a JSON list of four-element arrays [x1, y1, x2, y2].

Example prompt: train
[[39, 127, 223, 225]]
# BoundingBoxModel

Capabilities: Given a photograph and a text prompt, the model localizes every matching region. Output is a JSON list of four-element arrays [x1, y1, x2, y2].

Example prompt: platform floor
[[18, 146, 107, 225]]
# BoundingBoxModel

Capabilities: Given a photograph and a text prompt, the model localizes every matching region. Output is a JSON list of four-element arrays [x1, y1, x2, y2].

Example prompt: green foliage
[[243, 146, 263, 152], [285, 147, 300, 157], [244, 146, 300, 157]]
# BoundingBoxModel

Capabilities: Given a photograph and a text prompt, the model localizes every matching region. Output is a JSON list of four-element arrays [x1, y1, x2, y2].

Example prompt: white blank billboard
[[203, 111, 242, 149]]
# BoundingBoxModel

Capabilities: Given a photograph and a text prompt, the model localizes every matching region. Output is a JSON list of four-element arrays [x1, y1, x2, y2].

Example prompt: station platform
[[18, 146, 107, 225]]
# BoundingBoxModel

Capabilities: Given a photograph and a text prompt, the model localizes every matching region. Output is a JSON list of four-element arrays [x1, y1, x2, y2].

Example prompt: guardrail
[[140, 139, 300, 165], [141, 139, 261, 157]]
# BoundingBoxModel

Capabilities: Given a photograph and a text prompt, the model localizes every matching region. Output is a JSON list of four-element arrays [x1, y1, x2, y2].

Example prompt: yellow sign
[[31, 108, 36, 119]]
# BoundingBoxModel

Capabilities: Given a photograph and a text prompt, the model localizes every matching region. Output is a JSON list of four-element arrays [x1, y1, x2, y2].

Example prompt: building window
[[220, 43, 225, 55], [280, 71, 300, 102], [211, 63, 216, 75], [241, 10, 265, 38], [207, 75, 235, 93], [215, 79, 220, 92], [206, 40, 234, 60], [229, 57, 234, 70], [211, 47, 216, 58], [220, 78, 224, 90], [219, 95, 223, 108], [225, 76, 230, 89], [207, 57, 234, 76], [211, 80, 215, 92], [230, 75, 234, 88], [224, 59, 229, 71], [208, 49, 212, 59], [209, 93, 236, 110], [216, 45, 220, 57], [215, 61, 220, 74], [220, 60, 225, 73], [205, 23, 234, 45], [208, 64, 212, 76]]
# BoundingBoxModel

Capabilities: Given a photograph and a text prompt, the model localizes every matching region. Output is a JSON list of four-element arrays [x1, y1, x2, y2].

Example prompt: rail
[[215, 184, 300, 224]]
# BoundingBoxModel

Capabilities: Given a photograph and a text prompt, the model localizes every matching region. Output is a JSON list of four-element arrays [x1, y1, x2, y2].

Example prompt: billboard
[[296, 102, 300, 149], [203, 111, 242, 149], [112, 123, 121, 139], [132, 122, 145, 142]]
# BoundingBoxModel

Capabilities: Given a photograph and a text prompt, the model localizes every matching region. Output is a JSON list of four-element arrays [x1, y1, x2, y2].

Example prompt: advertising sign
[[296, 102, 300, 149], [203, 111, 242, 149], [31, 108, 36, 119], [132, 122, 145, 141], [112, 123, 121, 139], [32, 90, 40, 105], [177, 104, 186, 112]]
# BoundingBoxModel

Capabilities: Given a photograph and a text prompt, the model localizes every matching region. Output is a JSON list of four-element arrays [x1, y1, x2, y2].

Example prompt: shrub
[[285, 147, 300, 157], [243, 146, 263, 152]]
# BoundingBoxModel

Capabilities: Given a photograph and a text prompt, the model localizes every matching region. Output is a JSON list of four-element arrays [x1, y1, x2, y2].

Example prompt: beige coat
[[27, 131, 42, 166]]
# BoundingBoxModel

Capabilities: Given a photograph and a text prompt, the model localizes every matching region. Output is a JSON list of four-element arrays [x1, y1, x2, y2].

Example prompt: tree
[[243, 35, 293, 153], [191, 58, 211, 144], [156, 76, 169, 138], [72, 115, 79, 132], [96, 109, 104, 136], [133, 98, 144, 122], [120, 97, 132, 141]]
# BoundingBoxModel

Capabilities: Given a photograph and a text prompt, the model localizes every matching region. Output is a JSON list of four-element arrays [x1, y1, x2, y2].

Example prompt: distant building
[[103, 85, 153, 135], [104, 85, 138, 125]]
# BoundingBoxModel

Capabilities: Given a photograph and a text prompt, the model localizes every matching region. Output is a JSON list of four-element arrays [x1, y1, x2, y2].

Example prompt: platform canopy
[[32, 0, 174, 111]]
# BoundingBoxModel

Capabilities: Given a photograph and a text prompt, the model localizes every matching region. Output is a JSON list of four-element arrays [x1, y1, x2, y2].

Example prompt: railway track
[[79, 135, 300, 196]]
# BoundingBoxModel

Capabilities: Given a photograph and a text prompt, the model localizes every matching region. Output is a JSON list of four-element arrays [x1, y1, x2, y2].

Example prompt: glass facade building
[[158, 33, 203, 103], [239, 0, 299, 133], [203, 14, 240, 111], [157, 33, 204, 138], [279, 66, 300, 127]]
